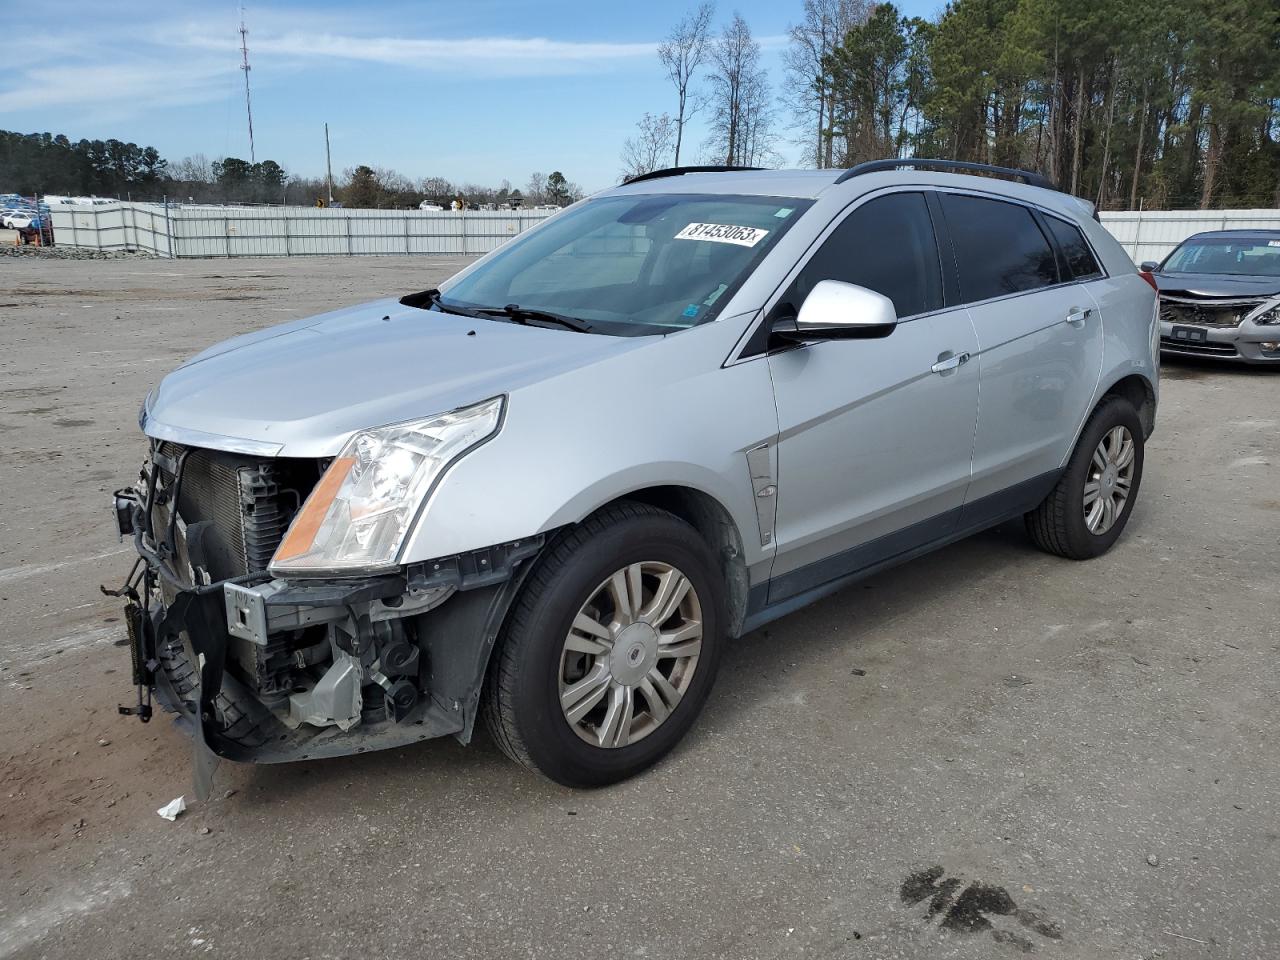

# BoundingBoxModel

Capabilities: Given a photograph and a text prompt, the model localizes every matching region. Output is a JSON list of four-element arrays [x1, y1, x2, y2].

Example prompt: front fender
[[397, 321, 779, 570]]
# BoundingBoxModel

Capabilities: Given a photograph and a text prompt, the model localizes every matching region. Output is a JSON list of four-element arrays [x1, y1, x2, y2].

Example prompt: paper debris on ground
[[157, 796, 186, 821]]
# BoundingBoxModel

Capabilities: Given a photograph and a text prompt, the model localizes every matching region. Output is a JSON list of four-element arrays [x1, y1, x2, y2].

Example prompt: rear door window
[[1045, 215, 1104, 280], [941, 194, 1059, 302], [785, 191, 943, 319]]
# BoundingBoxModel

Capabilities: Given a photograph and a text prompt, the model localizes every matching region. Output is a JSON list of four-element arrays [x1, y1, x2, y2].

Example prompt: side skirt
[[741, 470, 1061, 635]]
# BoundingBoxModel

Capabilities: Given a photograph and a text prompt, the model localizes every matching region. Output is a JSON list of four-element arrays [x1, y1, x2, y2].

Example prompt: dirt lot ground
[[0, 255, 1277, 960]]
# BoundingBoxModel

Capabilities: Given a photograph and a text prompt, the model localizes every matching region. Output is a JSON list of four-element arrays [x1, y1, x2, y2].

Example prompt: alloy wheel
[[1083, 424, 1135, 535], [558, 561, 702, 748]]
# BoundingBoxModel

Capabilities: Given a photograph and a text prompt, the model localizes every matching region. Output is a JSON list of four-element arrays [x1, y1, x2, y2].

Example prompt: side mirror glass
[[1139, 261, 1160, 272], [774, 279, 898, 344]]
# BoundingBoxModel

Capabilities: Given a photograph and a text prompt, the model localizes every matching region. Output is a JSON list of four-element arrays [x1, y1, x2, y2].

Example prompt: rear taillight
[[1138, 270, 1158, 291]]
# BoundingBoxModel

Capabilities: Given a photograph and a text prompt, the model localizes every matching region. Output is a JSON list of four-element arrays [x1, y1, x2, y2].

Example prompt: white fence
[[48, 202, 553, 258], [48, 200, 1280, 263], [52, 201, 174, 255], [1098, 208, 1280, 264]]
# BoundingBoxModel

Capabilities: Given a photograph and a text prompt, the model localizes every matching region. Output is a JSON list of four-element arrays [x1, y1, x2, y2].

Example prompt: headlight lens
[[1253, 304, 1280, 325], [269, 397, 504, 575]]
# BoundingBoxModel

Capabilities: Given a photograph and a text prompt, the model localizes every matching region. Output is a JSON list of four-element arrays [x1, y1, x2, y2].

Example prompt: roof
[[1184, 229, 1280, 241], [607, 168, 841, 200], [602, 166, 1095, 221]]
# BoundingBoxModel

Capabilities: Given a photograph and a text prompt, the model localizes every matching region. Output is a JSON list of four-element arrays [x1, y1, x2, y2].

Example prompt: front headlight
[[1252, 303, 1280, 326], [269, 396, 504, 575]]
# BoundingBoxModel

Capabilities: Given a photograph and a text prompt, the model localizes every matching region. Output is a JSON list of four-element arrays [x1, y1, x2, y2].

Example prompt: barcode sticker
[[675, 222, 769, 247]]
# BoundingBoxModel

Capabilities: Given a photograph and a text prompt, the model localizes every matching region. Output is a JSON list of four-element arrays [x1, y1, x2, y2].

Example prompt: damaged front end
[[111, 439, 541, 795], [1158, 292, 1280, 362]]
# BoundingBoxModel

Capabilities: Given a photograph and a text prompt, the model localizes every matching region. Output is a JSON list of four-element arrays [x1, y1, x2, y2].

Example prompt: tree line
[[334, 167, 582, 209], [626, 0, 1280, 209], [0, 131, 166, 198], [0, 129, 584, 209]]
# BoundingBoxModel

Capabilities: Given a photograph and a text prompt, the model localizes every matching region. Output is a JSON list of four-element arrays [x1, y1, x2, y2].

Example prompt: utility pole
[[324, 122, 334, 204], [239, 6, 256, 164]]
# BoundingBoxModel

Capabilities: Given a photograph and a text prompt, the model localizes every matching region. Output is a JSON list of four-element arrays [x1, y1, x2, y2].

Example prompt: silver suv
[[113, 160, 1159, 792]]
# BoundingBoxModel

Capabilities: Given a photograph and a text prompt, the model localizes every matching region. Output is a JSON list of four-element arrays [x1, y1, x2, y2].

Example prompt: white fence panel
[[50, 201, 171, 255], [1099, 209, 1280, 264], [50, 201, 1280, 263], [48, 201, 554, 258]]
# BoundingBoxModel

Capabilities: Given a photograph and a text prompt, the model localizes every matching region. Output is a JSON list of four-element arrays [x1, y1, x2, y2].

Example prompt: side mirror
[[1139, 261, 1160, 273], [772, 280, 898, 344]]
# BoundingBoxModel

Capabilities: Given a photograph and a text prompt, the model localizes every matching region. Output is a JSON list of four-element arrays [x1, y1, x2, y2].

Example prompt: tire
[[1025, 395, 1145, 560], [483, 501, 726, 787]]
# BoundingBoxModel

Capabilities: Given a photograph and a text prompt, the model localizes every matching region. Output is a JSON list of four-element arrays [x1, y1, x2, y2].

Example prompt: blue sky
[[2, 0, 942, 192]]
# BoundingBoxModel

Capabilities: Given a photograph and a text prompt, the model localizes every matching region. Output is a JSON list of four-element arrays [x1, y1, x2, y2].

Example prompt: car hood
[[144, 297, 649, 457], [1153, 272, 1280, 298]]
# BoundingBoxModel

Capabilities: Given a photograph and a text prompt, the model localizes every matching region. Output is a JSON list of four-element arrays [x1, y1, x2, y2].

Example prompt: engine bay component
[[287, 649, 363, 731], [150, 442, 320, 582], [114, 436, 549, 797], [113, 489, 139, 538]]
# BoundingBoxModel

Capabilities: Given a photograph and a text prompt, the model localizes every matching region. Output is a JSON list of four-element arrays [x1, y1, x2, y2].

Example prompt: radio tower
[[239, 6, 256, 163]]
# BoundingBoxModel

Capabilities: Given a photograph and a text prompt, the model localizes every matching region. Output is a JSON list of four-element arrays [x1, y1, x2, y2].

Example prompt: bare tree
[[526, 171, 547, 204], [419, 175, 453, 199], [620, 113, 678, 181], [704, 14, 776, 167], [658, 2, 716, 166], [782, 0, 870, 167], [171, 153, 214, 183]]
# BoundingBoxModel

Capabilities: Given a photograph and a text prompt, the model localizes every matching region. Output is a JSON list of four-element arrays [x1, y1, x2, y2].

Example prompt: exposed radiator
[[155, 442, 320, 581], [1159, 297, 1260, 329]]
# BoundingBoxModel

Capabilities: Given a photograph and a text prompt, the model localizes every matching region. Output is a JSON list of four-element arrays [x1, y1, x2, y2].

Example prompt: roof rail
[[834, 158, 1056, 191], [623, 164, 765, 186]]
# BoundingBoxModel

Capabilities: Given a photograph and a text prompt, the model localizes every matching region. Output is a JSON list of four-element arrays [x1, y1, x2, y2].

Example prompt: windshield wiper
[[478, 303, 593, 333], [399, 288, 491, 321], [401, 290, 592, 332]]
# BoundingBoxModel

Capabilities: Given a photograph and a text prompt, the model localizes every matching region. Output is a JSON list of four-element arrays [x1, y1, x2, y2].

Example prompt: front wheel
[[483, 502, 725, 786], [1026, 395, 1145, 560]]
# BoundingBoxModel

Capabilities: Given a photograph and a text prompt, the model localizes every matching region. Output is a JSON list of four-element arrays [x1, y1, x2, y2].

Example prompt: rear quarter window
[[1045, 215, 1104, 280], [941, 193, 1059, 302]]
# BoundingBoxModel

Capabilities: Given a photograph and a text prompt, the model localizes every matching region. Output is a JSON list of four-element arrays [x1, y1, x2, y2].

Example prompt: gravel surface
[[0, 245, 157, 261], [0, 256, 1277, 960]]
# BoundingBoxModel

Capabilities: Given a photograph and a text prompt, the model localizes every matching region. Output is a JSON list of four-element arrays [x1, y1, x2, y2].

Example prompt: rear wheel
[[1026, 395, 1145, 560], [483, 501, 725, 786]]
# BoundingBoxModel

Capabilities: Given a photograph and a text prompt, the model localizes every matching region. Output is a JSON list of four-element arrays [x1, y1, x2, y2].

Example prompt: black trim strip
[[623, 164, 764, 185], [925, 190, 963, 308], [767, 507, 961, 605], [742, 469, 1061, 634]]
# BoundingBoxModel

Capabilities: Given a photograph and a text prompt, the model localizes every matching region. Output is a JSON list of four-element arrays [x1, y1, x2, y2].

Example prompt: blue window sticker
[[683, 304, 700, 318]]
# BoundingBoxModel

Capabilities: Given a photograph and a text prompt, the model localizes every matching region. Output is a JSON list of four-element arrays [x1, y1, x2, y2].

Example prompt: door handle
[[930, 351, 971, 374], [1065, 307, 1092, 326]]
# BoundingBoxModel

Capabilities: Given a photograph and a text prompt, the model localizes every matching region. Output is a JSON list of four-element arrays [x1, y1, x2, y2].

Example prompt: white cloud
[[175, 30, 658, 77], [0, 60, 237, 114], [0, 7, 664, 121]]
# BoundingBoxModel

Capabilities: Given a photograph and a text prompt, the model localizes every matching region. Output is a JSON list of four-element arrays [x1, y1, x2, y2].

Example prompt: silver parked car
[[112, 160, 1159, 792], [1143, 229, 1280, 364]]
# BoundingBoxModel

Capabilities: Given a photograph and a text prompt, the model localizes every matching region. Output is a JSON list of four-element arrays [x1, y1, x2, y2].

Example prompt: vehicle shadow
[[231, 517, 1046, 809], [700, 519, 1041, 733]]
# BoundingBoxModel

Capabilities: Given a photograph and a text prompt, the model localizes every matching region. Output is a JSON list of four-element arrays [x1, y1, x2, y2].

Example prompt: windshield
[[438, 193, 810, 336], [1162, 237, 1280, 277]]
